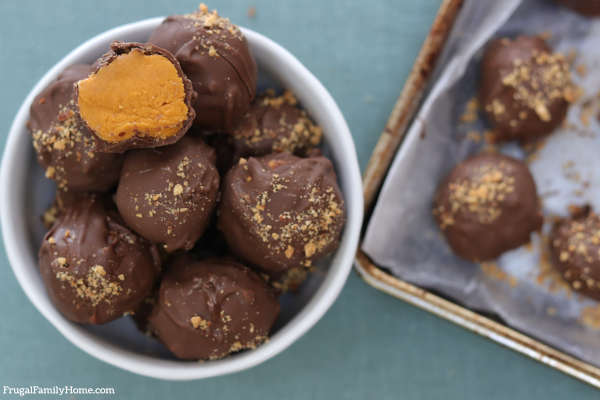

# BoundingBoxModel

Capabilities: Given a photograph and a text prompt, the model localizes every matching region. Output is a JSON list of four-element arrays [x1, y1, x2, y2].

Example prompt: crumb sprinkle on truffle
[[55, 264, 123, 307], [435, 161, 516, 227], [494, 49, 574, 122]]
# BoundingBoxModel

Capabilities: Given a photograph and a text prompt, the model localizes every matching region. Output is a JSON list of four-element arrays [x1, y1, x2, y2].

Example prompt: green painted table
[[0, 1, 597, 398]]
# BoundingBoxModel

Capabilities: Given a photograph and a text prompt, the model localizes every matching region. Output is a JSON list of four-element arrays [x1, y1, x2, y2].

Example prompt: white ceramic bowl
[[0, 18, 363, 380]]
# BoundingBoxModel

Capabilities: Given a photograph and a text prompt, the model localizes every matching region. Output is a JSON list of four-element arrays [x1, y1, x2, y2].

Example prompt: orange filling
[[77, 50, 188, 143]]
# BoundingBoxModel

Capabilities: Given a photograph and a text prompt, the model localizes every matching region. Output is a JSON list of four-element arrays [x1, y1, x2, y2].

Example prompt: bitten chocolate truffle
[[479, 35, 575, 143], [148, 256, 279, 360], [38, 194, 160, 324], [115, 135, 220, 252], [433, 153, 543, 262], [214, 90, 322, 169], [218, 153, 346, 275], [556, 0, 600, 16], [28, 64, 123, 191], [77, 42, 195, 152], [148, 4, 257, 131], [550, 206, 600, 300]]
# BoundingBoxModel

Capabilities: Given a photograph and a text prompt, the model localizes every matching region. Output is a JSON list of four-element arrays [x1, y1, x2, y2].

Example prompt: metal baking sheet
[[358, 0, 600, 388]]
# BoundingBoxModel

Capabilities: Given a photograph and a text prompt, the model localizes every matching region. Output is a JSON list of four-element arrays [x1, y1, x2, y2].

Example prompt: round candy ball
[[38, 194, 160, 324], [148, 4, 257, 131], [433, 153, 543, 262], [479, 35, 574, 143], [218, 152, 346, 276], [115, 135, 220, 252], [148, 256, 280, 360], [550, 207, 600, 300]]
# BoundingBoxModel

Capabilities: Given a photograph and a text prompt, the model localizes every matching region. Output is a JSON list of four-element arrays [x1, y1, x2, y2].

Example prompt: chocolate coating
[[557, 0, 600, 16], [148, 256, 280, 360], [38, 194, 160, 324], [148, 5, 257, 131], [550, 206, 600, 300], [433, 153, 543, 262], [29, 64, 123, 191], [479, 36, 574, 143], [214, 91, 322, 170], [218, 153, 346, 275], [115, 135, 220, 252], [78, 42, 196, 153]]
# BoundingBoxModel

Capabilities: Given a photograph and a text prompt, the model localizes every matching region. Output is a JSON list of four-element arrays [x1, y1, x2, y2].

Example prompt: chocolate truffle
[[479, 36, 574, 143], [38, 194, 160, 324], [148, 256, 279, 360], [550, 206, 600, 300], [29, 64, 123, 191], [115, 135, 219, 252], [148, 4, 257, 131], [218, 153, 346, 275], [215, 90, 322, 169], [433, 153, 543, 262], [556, 0, 600, 16], [77, 42, 195, 152]]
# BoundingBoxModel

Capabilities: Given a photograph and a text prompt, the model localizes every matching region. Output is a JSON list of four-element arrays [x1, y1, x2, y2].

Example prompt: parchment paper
[[362, 0, 600, 366]]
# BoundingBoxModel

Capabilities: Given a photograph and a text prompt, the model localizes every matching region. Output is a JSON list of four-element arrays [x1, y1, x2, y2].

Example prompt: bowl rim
[[0, 17, 363, 380]]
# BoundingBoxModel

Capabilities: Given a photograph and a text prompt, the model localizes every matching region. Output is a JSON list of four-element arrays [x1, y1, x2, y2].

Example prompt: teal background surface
[[0, 0, 598, 398]]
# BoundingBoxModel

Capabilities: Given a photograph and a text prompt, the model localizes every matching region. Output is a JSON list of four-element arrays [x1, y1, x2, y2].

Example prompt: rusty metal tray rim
[[356, 0, 600, 388]]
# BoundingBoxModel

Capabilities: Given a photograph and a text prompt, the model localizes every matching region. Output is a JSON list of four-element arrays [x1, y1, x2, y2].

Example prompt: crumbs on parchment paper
[[580, 304, 600, 330], [480, 262, 518, 287], [460, 97, 479, 123]]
